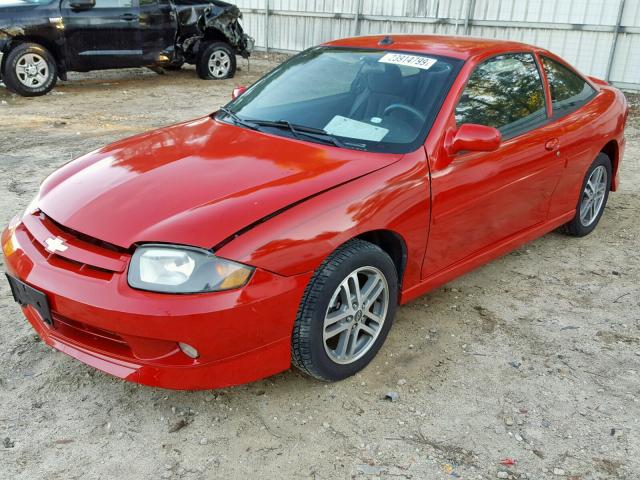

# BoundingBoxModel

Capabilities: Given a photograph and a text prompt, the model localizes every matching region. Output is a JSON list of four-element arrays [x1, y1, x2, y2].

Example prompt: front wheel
[[3, 42, 58, 97], [196, 42, 236, 80], [562, 153, 612, 237], [292, 239, 398, 382]]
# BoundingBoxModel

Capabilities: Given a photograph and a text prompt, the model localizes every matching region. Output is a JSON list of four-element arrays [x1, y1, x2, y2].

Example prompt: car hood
[[38, 116, 402, 250]]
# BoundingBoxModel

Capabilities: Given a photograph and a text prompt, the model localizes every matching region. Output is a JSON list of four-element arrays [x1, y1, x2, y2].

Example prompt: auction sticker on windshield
[[379, 53, 437, 70]]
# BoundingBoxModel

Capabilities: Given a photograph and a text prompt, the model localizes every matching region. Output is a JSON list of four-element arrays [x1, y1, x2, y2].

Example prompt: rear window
[[541, 56, 596, 117]]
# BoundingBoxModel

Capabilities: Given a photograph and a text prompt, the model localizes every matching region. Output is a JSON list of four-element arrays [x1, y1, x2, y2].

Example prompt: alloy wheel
[[15, 53, 49, 88], [208, 51, 231, 78], [579, 165, 608, 227], [323, 266, 389, 365]]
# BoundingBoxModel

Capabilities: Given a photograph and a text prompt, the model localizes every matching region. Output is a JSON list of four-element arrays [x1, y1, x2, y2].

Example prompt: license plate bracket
[[5, 274, 53, 325]]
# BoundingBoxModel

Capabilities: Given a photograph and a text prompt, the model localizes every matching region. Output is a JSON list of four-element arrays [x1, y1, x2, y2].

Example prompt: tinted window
[[94, 0, 133, 7], [541, 56, 595, 116], [455, 53, 547, 139]]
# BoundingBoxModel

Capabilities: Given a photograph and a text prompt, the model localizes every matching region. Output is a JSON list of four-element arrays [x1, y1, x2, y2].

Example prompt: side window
[[94, 0, 134, 7], [455, 53, 547, 139], [541, 56, 596, 117]]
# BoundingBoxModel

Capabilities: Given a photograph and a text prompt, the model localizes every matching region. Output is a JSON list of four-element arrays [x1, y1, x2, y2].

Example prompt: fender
[[216, 148, 431, 292]]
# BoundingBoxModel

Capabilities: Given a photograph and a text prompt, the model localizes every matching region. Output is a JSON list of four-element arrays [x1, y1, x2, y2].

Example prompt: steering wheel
[[383, 103, 426, 124]]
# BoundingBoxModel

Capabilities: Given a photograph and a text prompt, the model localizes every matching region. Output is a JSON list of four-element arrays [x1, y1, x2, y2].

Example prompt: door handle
[[120, 13, 138, 21], [545, 138, 560, 151]]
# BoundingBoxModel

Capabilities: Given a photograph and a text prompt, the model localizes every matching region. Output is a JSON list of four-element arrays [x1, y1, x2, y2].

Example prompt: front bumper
[[2, 214, 311, 390]]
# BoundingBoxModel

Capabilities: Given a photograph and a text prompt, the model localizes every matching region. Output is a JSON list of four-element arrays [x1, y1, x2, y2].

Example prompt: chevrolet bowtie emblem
[[45, 236, 68, 253]]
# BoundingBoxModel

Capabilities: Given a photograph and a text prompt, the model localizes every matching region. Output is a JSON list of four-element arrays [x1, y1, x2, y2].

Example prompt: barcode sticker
[[379, 53, 437, 70]]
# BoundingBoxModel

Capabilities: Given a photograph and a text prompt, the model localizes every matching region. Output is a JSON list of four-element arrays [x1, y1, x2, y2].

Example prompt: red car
[[2, 35, 628, 390]]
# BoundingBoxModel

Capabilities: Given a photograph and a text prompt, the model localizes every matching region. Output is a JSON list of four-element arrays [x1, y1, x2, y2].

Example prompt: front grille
[[25, 230, 114, 280], [47, 215, 127, 254], [22, 211, 130, 276]]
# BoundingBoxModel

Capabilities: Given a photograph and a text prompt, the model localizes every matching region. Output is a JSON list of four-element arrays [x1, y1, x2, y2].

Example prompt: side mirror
[[446, 124, 501, 155], [232, 86, 247, 100], [70, 0, 95, 10]]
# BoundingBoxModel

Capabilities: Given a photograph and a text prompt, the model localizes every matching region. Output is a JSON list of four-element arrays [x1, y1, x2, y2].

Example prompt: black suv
[[0, 0, 254, 96]]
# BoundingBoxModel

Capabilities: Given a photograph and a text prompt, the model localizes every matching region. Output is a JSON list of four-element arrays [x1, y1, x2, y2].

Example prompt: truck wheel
[[3, 42, 57, 97], [196, 42, 236, 80]]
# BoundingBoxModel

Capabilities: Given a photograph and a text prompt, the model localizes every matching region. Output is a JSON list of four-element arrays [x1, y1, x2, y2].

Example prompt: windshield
[[221, 47, 462, 153]]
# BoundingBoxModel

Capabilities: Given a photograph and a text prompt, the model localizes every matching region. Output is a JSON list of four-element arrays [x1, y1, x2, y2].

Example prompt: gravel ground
[[0, 57, 639, 480]]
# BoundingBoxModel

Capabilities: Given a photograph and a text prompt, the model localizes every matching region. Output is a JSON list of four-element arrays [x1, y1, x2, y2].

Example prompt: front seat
[[349, 64, 404, 122], [412, 66, 452, 115]]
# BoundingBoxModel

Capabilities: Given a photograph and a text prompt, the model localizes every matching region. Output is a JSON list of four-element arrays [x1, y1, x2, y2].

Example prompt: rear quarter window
[[541, 56, 596, 117]]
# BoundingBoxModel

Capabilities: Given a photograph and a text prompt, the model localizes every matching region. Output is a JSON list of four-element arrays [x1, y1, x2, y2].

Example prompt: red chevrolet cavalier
[[2, 35, 628, 390]]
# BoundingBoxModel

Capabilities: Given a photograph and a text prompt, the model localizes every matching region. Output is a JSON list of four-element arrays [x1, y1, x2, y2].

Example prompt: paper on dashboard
[[324, 116, 389, 142]]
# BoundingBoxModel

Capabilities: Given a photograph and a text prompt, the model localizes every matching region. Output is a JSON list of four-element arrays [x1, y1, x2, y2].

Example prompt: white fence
[[235, 0, 640, 90]]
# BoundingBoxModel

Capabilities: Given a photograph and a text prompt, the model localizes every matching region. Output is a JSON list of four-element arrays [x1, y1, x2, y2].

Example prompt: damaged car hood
[[37, 117, 402, 250]]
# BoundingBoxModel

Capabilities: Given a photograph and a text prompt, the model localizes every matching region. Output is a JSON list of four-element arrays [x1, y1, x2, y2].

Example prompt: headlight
[[128, 244, 253, 293]]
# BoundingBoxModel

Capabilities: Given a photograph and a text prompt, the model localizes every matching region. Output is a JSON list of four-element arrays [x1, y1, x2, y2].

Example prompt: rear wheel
[[3, 42, 57, 97], [292, 239, 398, 382], [196, 42, 236, 80], [562, 153, 612, 237]]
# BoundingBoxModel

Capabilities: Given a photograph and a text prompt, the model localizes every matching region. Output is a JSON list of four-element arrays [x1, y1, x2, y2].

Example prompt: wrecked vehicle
[[0, 0, 253, 96]]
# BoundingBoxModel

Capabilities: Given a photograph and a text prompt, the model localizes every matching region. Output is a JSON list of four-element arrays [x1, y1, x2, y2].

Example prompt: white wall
[[235, 0, 640, 90]]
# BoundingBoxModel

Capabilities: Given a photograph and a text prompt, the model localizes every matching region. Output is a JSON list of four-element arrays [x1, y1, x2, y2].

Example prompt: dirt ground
[[0, 56, 639, 480]]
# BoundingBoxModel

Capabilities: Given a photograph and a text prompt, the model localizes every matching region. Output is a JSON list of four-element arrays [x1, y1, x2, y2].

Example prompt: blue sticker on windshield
[[379, 53, 437, 70]]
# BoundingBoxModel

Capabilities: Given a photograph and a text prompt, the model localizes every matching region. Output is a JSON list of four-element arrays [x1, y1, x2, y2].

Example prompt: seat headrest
[[367, 64, 403, 95]]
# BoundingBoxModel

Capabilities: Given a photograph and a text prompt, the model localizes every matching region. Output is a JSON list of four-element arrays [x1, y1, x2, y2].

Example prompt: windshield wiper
[[251, 119, 367, 150], [217, 112, 366, 150], [217, 107, 259, 131]]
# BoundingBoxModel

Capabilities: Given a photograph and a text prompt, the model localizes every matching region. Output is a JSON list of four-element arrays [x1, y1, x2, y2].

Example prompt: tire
[[292, 239, 398, 382], [196, 42, 236, 80], [562, 153, 612, 237], [3, 42, 57, 97]]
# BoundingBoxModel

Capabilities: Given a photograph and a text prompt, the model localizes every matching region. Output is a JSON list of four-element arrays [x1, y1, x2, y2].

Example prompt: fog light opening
[[178, 342, 199, 359]]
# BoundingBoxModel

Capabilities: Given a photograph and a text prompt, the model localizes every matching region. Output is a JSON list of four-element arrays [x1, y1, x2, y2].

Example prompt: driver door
[[61, 0, 142, 71], [423, 52, 565, 276]]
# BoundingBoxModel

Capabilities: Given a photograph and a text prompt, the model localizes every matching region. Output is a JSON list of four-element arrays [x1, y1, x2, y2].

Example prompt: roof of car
[[322, 35, 540, 60]]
